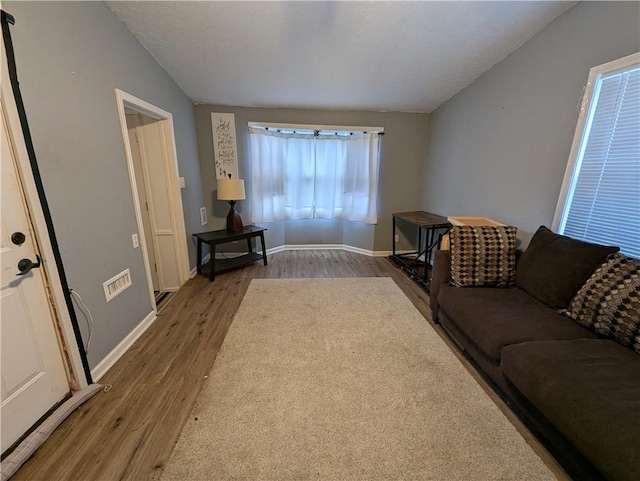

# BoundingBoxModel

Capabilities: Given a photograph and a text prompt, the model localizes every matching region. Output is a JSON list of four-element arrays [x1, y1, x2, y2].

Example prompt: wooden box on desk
[[440, 216, 505, 250]]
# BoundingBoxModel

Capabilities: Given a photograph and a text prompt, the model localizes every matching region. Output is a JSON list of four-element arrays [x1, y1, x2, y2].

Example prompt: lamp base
[[226, 200, 244, 232]]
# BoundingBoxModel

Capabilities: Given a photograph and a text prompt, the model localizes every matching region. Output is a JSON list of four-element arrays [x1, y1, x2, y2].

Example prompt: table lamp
[[217, 177, 246, 232]]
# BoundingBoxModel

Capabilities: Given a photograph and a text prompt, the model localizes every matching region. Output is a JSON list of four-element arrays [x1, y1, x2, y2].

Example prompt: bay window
[[249, 124, 382, 224]]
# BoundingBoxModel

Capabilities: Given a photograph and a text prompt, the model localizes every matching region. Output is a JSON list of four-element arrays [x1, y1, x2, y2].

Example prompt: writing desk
[[390, 211, 450, 290]]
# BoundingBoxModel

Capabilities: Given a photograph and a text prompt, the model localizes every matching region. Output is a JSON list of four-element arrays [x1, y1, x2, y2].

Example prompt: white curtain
[[250, 128, 380, 224]]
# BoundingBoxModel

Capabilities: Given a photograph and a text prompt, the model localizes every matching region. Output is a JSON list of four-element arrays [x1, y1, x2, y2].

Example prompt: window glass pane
[[249, 126, 380, 224], [561, 65, 640, 259]]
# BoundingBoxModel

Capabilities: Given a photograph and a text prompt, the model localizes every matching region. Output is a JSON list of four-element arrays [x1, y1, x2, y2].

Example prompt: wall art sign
[[211, 112, 239, 179]]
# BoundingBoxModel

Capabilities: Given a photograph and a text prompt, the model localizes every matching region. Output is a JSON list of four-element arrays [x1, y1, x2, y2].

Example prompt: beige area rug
[[161, 278, 555, 480]]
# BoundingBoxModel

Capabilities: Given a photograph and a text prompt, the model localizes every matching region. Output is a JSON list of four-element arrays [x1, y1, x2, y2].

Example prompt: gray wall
[[5, 2, 205, 370], [422, 1, 640, 247], [194, 105, 430, 252]]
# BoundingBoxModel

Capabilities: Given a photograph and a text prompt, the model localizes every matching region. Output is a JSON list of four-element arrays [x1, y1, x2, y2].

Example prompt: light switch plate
[[179, 177, 186, 188], [200, 207, 207, 225], [132, 233, 139, 248]]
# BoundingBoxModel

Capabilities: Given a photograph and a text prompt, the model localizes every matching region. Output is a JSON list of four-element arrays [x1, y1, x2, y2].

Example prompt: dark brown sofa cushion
[[501, 339, 640, 481], [515, 226, 619, 308], [437, 285, 596, 363]]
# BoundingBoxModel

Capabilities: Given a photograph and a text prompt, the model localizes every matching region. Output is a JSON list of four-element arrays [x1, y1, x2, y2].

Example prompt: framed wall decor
[[211, 112, 239, 179]]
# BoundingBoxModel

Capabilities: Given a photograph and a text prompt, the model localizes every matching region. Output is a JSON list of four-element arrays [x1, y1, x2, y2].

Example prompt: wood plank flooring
[[11, 250, 565, 481]]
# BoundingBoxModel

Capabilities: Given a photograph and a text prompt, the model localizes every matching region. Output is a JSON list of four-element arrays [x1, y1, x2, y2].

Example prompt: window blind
[[559, 65, 640, 259]]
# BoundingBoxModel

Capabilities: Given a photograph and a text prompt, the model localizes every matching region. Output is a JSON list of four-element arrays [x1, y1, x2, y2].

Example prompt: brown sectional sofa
[[429, 226, 640, 481]]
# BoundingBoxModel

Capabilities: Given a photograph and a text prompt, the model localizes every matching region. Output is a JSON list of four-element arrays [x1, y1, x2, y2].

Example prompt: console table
[[193, 226, 267, 281], [390, 211, 450, 290]]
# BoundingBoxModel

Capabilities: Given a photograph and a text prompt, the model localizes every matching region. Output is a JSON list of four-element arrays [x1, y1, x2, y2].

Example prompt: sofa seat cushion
[[437, 286, 596, 363], [501, 339, 640, 481]]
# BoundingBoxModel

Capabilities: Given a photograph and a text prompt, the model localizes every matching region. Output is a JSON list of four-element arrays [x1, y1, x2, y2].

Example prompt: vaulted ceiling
[[107, 1, 577, 113]]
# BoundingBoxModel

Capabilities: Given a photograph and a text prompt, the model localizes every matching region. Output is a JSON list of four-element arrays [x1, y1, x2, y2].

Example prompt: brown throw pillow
[[449, 225, 517, 288], [561, 254, 640, 354], [516, 226, 619, 308]]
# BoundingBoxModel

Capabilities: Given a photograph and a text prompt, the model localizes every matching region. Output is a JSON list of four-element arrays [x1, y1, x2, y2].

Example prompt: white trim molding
[[114, 89, 191, 303], [91, 311, 157, 382]]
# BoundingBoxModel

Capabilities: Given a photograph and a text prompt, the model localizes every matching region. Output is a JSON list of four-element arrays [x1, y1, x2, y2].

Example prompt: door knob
[[11, 232, 26, 246], [16, 255, 41, 276]]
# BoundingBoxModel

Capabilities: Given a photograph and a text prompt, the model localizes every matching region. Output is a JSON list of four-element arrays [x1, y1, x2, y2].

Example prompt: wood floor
[[11, 250, 564, 481]]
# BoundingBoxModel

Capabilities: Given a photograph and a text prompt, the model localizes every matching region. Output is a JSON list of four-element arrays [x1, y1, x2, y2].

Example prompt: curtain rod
[[248, 121, 384, 134]]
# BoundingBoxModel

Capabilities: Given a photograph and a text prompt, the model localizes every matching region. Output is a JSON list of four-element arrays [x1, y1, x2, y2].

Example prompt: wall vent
[[103, 269, 132, 302]]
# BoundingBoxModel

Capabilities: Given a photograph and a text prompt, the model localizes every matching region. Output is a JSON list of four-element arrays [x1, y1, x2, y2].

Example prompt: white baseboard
[[266, 245, 286, 256], [91, 310, 157, 382], [266, 244, 406, 257], [282, 243, 344, 251], [190, 245, 411, 277]]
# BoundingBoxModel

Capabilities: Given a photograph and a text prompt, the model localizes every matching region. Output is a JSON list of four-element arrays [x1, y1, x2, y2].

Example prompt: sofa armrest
[[430, 249, 451, 321]]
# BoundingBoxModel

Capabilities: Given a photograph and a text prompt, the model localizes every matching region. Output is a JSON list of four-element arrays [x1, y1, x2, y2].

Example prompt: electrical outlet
[[394, 234, 400, 242], [132, 233, 139, 248], [200, 207, 207, 225]]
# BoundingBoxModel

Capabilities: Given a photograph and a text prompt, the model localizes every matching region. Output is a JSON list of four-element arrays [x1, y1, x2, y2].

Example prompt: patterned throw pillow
[[561, 253, 640, 354], [449, 225, 517, 288]]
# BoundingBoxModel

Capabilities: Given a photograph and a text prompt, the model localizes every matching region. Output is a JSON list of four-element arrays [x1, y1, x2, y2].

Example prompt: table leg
[[392, 216, 396, 257], [196, 239, 203, 275], [209, 243, 216, 282], [260, 233, 268, 265], [425, 227, 434, 283], [247, 237, 253, 254]]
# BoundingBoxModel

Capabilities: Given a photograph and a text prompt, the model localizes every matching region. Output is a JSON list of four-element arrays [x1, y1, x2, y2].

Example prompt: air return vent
[[103, 269, 132, 302]]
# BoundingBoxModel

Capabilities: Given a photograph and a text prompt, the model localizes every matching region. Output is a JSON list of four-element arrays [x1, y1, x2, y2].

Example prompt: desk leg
[[392, 216, 396, 257], [260, 233, 268, 265], [425, 227, 433, 284], [196, 239, 203, 275], [209, 243, 216, 282]]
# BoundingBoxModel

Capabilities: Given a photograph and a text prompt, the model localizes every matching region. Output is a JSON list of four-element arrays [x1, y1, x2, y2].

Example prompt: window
[[249, 123, 382, 224], [553, 53, 640, 259]]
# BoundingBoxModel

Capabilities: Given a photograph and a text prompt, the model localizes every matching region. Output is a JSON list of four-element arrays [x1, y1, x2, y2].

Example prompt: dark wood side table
[[390, 211, 451, 290], [193, 226, 267, 281]]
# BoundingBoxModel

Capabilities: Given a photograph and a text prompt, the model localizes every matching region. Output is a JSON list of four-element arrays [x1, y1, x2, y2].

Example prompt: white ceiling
[[107, 1, 576, 113]]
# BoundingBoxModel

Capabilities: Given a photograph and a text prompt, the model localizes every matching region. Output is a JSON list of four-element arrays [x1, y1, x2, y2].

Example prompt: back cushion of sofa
[[516, 226, 619, 308], [449, 225, 517, 288], [561, 253, 640, 354]]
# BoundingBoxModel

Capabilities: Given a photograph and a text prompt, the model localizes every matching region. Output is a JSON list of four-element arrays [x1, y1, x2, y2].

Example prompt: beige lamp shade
[[217, 179, 246, 200]]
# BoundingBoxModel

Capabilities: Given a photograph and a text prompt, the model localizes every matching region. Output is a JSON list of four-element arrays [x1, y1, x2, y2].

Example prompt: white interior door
[[126, 114, 160, 291], [136, 115, 180, 291], [1, 94, 70, 454]]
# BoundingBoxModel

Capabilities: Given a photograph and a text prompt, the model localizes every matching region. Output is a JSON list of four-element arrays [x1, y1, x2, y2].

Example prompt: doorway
[[1, 31, 85, 454], [115, 90, 189, 310]]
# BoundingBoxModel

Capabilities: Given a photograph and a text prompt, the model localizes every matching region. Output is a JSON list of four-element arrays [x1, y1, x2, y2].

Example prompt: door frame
[[114, 89, 189, 309], [1, 30, 87, 391]]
